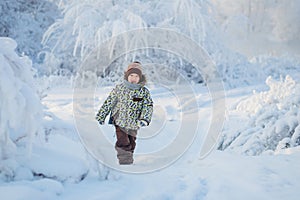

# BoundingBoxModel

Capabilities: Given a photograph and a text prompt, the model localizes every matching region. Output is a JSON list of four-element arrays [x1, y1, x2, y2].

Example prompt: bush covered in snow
[[218, 75, 300, 155], [0, 37, 43, 181]]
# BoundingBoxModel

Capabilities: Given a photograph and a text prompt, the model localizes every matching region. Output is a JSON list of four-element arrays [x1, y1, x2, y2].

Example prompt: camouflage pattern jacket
[[96, 80, 153, 130]]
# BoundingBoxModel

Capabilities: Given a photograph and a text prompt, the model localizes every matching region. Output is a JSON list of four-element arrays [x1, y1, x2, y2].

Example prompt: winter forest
[[1, 0, 300, 199]]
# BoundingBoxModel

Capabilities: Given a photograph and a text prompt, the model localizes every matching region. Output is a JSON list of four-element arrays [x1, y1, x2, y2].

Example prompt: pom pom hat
[[125, 62, 142, 80]]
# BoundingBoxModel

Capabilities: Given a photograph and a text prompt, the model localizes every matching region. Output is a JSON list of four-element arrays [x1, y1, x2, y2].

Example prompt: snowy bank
[[0, 37, 43, 181], [0, 38, 89, 184]]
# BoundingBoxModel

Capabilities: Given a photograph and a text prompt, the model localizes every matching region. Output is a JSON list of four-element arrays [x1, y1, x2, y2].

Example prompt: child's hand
[[137, 120, 147, 127]]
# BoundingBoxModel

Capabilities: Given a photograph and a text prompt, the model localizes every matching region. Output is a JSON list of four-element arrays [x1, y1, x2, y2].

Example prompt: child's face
[[128, 73, 140, 84]]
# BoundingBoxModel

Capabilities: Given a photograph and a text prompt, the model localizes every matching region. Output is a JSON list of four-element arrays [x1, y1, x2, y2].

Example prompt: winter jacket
[[96, 79, 153, 130]]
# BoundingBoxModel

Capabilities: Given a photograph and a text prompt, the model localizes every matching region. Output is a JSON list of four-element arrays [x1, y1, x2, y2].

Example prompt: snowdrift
[[0, 38, 89, 183]]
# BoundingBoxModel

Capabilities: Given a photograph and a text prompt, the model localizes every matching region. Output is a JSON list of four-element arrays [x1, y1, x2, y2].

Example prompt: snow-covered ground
[[1, 81, 300, 199]]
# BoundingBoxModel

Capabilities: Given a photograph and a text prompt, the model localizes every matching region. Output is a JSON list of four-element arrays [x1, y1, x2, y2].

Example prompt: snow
[[2, 75, 300, 199], [0, 37, 43, 181], [219, 76, 300, 155], [27, 134, 89, 183], [1, 1, 300, 199]]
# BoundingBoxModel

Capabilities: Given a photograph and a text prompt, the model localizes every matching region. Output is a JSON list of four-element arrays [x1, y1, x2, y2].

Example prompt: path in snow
[[72, 83, 212, 173]]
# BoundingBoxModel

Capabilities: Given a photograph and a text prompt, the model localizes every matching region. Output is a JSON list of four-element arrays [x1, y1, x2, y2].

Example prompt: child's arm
[[95, 87, 117, 124], [139, 88, 153, 126]]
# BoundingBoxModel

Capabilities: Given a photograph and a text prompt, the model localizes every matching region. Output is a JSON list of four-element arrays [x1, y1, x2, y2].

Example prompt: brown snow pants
[[115, 125, 137, 165]]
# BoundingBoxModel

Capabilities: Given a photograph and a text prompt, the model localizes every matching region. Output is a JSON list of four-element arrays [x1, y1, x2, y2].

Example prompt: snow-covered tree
[[211, 0, 300, 57], [0, 0, 60, 65], [1, 0, 299, 88], [41, 0, 274, 88], [40, 0, 220, 85]]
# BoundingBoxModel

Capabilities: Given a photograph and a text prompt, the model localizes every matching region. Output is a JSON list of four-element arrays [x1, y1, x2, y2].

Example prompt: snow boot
[[115, 146, 134, 165]]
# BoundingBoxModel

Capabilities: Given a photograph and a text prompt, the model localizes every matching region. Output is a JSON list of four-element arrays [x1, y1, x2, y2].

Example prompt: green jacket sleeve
[[139, 88, 153, 125], [95, 87, 117, 123]]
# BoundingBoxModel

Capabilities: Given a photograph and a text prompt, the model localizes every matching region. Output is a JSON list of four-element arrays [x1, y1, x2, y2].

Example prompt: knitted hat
[[125, 62, 142, 80]]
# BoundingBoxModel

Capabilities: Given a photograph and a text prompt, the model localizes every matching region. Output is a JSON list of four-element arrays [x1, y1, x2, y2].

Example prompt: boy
[[96, 62, 153, 165]]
